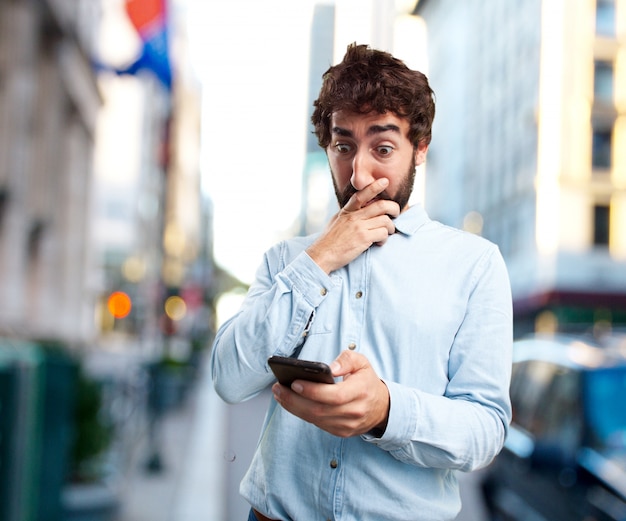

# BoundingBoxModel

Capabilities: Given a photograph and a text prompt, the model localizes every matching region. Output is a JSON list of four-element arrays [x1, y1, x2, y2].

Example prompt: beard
[[331, 156, 417, 211]]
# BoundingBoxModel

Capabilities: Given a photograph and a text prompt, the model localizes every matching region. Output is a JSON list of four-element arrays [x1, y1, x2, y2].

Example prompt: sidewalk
[[114, 356, 229, 521]]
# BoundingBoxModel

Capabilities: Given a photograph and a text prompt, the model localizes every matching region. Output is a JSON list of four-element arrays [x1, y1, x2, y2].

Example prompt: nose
[[350, 150, 375, 191]]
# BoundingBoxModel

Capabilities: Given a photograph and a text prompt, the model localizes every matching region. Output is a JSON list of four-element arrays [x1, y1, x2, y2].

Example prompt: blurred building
[[92, 0, 210, 356], [299, 2, 336, 236], [0, 2, 213, 517], [415, 0, 626, 336], [0, 0, 102, 344], [0, 0, 211, 351]]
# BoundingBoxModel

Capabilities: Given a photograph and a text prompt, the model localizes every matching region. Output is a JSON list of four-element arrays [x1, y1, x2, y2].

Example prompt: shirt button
[[347, 343, 356, 350], [320, 288, 327, 296], [355, 291, 363, 299], [330, 459, 338, 469]]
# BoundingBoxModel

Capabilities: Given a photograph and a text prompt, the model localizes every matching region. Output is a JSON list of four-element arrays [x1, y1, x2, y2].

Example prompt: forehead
[[329, 110, 411, 138]]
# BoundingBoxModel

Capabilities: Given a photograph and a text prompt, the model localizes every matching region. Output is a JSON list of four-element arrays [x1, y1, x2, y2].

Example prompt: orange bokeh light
[[107, 291, 132, 319]]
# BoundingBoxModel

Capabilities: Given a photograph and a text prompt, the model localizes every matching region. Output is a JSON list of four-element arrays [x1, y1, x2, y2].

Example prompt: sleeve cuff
[[361, 380, 418, 450], [279, 251, 334, 307]]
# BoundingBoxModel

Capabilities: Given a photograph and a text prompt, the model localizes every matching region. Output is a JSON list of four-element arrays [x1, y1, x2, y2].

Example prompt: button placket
[[344, 251, 367, 354], [348, 290, 362, 350]]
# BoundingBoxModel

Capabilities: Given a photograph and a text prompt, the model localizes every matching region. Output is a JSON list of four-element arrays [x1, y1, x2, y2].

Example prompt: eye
[[376, 145, 394, 156], [334, 143, 352, 154]]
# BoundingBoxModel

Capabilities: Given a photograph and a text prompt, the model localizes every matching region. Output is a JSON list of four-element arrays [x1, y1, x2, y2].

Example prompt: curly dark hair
[[312, 43, 436, 149]]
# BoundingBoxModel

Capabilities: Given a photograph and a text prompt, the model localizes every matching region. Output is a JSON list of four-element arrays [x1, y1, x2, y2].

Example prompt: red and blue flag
[[121, 0, 172, 90]]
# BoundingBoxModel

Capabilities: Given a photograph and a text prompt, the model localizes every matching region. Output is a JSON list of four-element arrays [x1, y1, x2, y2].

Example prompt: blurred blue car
[[481, 335, 626, 521]]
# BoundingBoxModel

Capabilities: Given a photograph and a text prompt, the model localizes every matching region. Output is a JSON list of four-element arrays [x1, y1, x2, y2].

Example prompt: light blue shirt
[[210, 205, 513, 521]]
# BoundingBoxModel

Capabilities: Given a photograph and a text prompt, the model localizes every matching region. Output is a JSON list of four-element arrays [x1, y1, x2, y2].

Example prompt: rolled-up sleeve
[[210, 244, 332, 404], [362, 245, 513, 472]]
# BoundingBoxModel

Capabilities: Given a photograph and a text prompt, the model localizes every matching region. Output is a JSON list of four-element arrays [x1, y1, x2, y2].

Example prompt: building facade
[[0, 0, 101, 344], [0, 0, 208, 351], [415, 0, 626, 336]]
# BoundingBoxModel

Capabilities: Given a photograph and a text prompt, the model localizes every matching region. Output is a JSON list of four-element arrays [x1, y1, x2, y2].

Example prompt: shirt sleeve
[[210, 244, 333, 404], [362, 245, 513, 472]]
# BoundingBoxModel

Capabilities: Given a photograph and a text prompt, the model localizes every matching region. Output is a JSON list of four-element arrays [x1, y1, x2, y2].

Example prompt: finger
[[356, 215, 396, 247], [331, 350, 368, 377], [382, 217, 397, 238], [362, 214, 397, 234], [272, 382, 300, 409], [274, 379, 335, 404], [369, 229, 394, 248], [359, 199, 400, 219], [294, 377, 352, 406], [343, 178, 389, 211]]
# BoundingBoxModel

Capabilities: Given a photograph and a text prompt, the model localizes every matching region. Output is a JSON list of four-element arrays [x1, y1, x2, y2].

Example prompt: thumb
[[330, 350, 367, 377]]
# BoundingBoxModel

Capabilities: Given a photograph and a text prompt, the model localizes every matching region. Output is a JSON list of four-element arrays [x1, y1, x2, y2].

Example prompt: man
[[210, 43, 512, 521]]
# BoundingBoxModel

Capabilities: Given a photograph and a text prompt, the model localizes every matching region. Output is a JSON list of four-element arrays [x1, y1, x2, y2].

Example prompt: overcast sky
[[187, 0, 320, 285]]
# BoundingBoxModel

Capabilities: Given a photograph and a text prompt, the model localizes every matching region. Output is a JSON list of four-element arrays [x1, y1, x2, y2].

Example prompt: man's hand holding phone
[[270, 350, 390, 438]]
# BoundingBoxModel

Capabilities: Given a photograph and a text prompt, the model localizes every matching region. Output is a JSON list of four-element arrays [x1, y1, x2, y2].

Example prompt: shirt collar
[[393, 205, 430, 236]]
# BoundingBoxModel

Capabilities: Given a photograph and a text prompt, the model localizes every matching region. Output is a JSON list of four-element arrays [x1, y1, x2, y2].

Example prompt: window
[[594, 60, 613, 102], [593, 204, 610, 246], [510, 361, 557, 434], [532, 368, 582, 454], [27, 219, 46, 260], [0, 187, 7, 232], [596, 0, 616, 36], [592, 128, 612, 169]]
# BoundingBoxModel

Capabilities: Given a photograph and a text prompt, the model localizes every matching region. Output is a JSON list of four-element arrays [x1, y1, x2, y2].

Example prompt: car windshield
[[584, 367, 626, 450]]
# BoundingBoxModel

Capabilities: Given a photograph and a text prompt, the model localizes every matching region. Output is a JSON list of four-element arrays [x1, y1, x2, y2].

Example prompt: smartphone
[[268, 356, 335, 386]]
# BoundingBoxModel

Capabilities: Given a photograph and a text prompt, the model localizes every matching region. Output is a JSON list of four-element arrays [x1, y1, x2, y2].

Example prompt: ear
[[414, 142, 429, 166]]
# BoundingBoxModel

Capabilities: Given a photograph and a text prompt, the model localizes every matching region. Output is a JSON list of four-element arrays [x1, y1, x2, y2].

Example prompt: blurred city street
[[2, 0, 625, 520]]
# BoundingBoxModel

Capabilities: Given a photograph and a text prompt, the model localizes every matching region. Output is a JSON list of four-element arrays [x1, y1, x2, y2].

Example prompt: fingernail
[[380, 178, 389, 187], [273, 385, 281, 398], [330, 361, 341, 374], [291, 382, 303, 393]]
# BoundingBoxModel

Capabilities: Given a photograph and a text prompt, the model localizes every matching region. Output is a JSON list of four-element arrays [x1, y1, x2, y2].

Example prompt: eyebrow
[[331, 124, 401, 137]]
